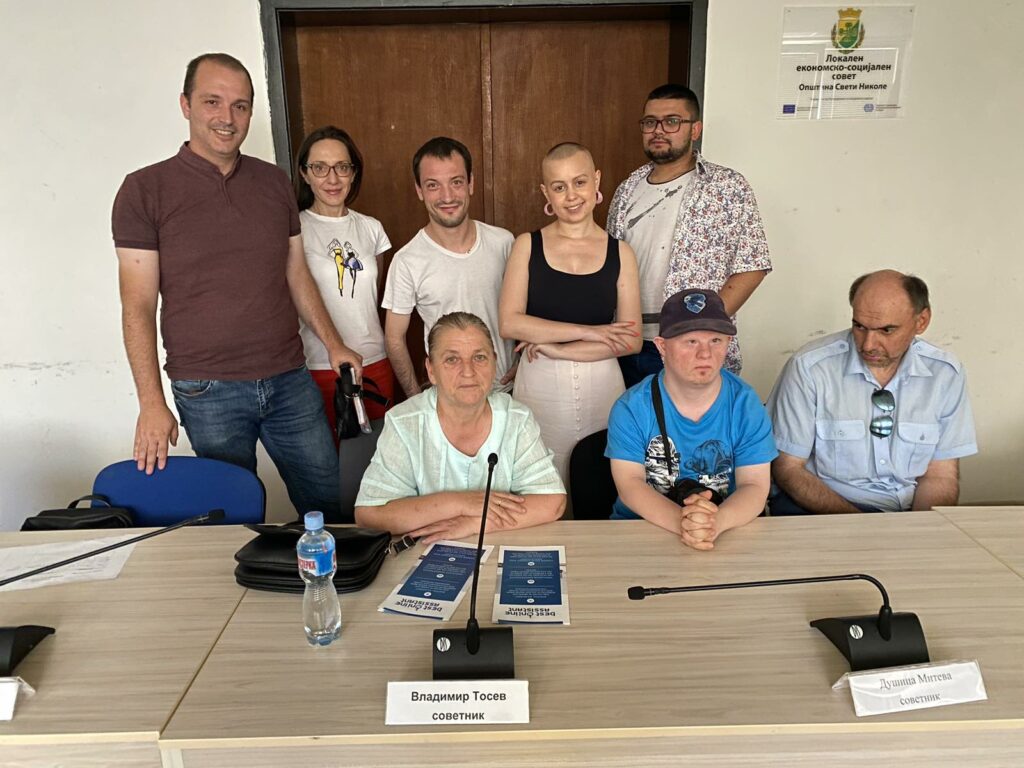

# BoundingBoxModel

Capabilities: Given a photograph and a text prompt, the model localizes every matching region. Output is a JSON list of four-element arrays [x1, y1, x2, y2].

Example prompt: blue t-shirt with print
[[605, 371, 777, 519]]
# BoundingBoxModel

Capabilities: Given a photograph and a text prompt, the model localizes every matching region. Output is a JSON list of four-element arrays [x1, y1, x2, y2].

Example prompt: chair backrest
[[337, 418, 385, 524], [93, 457, 266, 527], [569, 429, 618, 520]]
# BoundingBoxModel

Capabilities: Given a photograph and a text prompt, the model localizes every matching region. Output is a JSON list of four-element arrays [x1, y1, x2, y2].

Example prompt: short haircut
[[412, 137, 473, 185], [427, 312, 495, 359], [293, 125, 364, 210], [183, 52, 254, 102], [544, 141, 593, 163], [848, 272, 931, 313], [646, 83, 701, 119]]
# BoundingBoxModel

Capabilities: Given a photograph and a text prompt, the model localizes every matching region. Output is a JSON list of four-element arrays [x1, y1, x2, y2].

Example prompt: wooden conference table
[[3, 510, 1024, 767]]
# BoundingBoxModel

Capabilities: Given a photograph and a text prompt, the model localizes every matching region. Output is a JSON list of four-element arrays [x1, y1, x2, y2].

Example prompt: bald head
[[541, 142, 595, 180], [849, 270, 930, 313], [848, 270, 932, 377]]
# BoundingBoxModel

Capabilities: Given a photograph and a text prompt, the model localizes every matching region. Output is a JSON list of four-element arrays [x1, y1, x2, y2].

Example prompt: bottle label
[[298, 549, 336, 577]]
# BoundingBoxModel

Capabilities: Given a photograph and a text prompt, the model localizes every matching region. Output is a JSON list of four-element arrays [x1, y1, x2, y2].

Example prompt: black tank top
[[524, 231, 620, 325]]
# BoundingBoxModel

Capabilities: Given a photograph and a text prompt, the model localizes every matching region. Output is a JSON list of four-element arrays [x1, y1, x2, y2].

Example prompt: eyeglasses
[[870, 389, 895, 438], [304, 162, 357, 178], [639, 117, 696, 134]]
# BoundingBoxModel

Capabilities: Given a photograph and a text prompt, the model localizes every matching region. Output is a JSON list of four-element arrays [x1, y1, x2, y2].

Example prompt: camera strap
[[650, 374, 675, 481]]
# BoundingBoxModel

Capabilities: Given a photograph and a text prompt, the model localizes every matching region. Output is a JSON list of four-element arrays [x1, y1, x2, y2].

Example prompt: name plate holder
[[0, 676, 35, 721], [833, 659, 987, 717], [385, 680, 529, 725]]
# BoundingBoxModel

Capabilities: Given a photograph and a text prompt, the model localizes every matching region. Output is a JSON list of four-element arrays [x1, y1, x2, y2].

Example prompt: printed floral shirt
[[607, 152, 772, 373]]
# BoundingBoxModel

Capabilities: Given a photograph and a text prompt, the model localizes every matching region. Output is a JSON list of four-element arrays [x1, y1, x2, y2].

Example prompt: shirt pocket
[[814, 419, 867, 481], [894, 422, 941, 479]]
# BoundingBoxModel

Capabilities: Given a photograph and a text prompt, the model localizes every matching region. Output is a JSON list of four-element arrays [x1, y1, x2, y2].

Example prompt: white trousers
[[513, 355, 624, 489]]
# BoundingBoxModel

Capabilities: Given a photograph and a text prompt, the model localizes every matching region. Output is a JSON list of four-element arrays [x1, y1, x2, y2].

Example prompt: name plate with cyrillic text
[[835, 660, 987, 717], [385, 680, 529, 725]]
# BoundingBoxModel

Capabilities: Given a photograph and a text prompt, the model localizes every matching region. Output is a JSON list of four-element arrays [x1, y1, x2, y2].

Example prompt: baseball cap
[[659, 288, 737, 338]]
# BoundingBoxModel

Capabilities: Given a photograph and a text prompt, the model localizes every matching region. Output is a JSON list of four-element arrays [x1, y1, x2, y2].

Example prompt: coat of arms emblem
[[831, 7, 865, 52]]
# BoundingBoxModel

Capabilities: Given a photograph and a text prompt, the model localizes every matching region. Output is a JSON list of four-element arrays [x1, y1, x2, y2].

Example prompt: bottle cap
[[304, 511, 325, 531]]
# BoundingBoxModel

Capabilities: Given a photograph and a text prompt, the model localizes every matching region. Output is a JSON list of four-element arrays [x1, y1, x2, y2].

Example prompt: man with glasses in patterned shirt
[[766, 270, 977, 514], [608, 83, 772, 387]]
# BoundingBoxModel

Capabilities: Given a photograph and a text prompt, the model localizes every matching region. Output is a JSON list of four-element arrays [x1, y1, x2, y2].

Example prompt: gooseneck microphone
[[628, 573, 927, 672], [432, 452, 515, 679], [1, 509, 225, 675], [465, 452, 498, 655], [0, 509, 226, 589]]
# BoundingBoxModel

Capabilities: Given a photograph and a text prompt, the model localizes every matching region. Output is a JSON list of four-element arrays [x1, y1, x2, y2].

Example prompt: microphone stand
[[1, 509, 225, 676], [432, 454, 515, 680], [628, 573, 929, 672]]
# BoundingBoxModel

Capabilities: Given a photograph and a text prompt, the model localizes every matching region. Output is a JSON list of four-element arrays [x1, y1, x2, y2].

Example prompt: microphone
[[432, 452, 515, 680], [628, 573, 928, 672], [1, 509, 225, 676]]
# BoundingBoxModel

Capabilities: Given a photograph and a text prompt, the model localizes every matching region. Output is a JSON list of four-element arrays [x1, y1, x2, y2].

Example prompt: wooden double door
[[281, 5, 691, 377]]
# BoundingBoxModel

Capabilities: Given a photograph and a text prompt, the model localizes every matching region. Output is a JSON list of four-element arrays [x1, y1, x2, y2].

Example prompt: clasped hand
[[679, 490, 720, 551]]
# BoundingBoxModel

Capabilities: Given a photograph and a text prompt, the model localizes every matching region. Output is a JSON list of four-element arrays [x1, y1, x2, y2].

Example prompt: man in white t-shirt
[[608, 84, 772, 386], [383, 137, 515, 395]]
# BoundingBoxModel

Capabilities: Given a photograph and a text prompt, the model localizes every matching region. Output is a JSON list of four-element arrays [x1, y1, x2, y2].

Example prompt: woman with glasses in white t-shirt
[[294, 126, 395, 439]]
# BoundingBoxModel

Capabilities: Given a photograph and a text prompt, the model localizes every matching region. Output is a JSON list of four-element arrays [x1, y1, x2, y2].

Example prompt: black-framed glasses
[[870, 388, 895, 438], [304, 161, 357, 178], [639, 117, 696, 134]]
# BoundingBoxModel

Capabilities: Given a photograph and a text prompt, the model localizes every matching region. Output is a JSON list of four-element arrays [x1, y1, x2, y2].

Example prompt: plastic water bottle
[[297, 511, 341, 646]]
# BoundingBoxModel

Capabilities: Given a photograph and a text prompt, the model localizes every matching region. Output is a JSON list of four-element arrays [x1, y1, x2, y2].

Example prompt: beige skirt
[[513, 355, 625, 489]]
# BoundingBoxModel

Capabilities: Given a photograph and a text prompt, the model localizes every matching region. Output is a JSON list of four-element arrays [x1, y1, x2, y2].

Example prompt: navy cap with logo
[[659, 288, 737, 339]]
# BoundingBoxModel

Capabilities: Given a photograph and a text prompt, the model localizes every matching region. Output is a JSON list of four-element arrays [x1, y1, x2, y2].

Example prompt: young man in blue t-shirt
[[606, 288, 777, 549]]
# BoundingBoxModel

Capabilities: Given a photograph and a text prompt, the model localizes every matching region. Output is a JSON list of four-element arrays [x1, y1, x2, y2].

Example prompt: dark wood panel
[[489, 20, 674, 238]]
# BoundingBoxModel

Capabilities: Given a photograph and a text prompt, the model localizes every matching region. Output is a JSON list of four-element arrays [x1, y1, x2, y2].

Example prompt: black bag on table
[[233, 522, 390, 594], [21, 495, 134, 531]]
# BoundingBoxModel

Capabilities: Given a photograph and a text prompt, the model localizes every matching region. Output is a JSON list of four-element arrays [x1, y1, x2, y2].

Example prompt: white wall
[[0, 0, 292, 529], [1, 0, 1021, 530], [703, 0, 1024, 504]]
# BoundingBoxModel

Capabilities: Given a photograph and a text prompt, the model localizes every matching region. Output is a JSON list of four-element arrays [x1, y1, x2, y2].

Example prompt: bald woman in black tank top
[[499, 143, 642, 500]]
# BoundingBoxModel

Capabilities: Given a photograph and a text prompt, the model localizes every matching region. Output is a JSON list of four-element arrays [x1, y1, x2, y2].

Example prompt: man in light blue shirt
[[766, 271, 977, 514]]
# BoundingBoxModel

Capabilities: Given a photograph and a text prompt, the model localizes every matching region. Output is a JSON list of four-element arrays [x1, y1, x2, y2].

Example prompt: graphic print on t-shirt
[[643, 435, 731, 498], [624, 182, 688, 230], [329, 238, 364, 298]]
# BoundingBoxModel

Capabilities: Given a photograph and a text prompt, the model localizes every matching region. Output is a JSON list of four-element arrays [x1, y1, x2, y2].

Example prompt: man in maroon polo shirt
[[112, 53, 361, 520]]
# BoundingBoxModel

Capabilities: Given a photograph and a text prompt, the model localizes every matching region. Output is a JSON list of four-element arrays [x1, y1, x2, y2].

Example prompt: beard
[[427, 203, 469, 229], [644, 139, 690, 165]]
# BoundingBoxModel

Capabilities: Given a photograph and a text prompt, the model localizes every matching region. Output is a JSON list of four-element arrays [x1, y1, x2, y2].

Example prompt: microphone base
[[0, 625, 55, 676], [811, 612, 929, 672], [432, 626, 515, 680]]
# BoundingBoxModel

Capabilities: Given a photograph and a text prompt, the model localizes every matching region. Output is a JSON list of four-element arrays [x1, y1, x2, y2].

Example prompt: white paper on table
[[0, 534, 138, 592], [0, 677, 36, 720]]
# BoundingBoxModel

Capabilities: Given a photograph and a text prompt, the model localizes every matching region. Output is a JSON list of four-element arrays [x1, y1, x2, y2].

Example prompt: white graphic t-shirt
[[619, 171, 694, 339], [299, 208, 391, 369]]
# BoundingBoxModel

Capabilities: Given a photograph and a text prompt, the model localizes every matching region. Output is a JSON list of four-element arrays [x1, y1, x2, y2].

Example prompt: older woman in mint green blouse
[[355, 312, 565, 543]]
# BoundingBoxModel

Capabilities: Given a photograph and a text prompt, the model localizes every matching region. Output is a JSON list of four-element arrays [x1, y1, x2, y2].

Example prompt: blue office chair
[[92, 457, 266, 527]]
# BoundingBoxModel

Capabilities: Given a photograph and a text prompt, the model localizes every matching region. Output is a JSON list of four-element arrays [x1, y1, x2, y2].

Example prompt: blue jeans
[[171, 366, 340, 520], [618, 340, 664, 389]]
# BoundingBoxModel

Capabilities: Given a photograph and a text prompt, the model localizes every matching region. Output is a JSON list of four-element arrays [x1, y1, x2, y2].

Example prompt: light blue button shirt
[[356, 388, 565, 508], [766, 330, 977, 511]]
